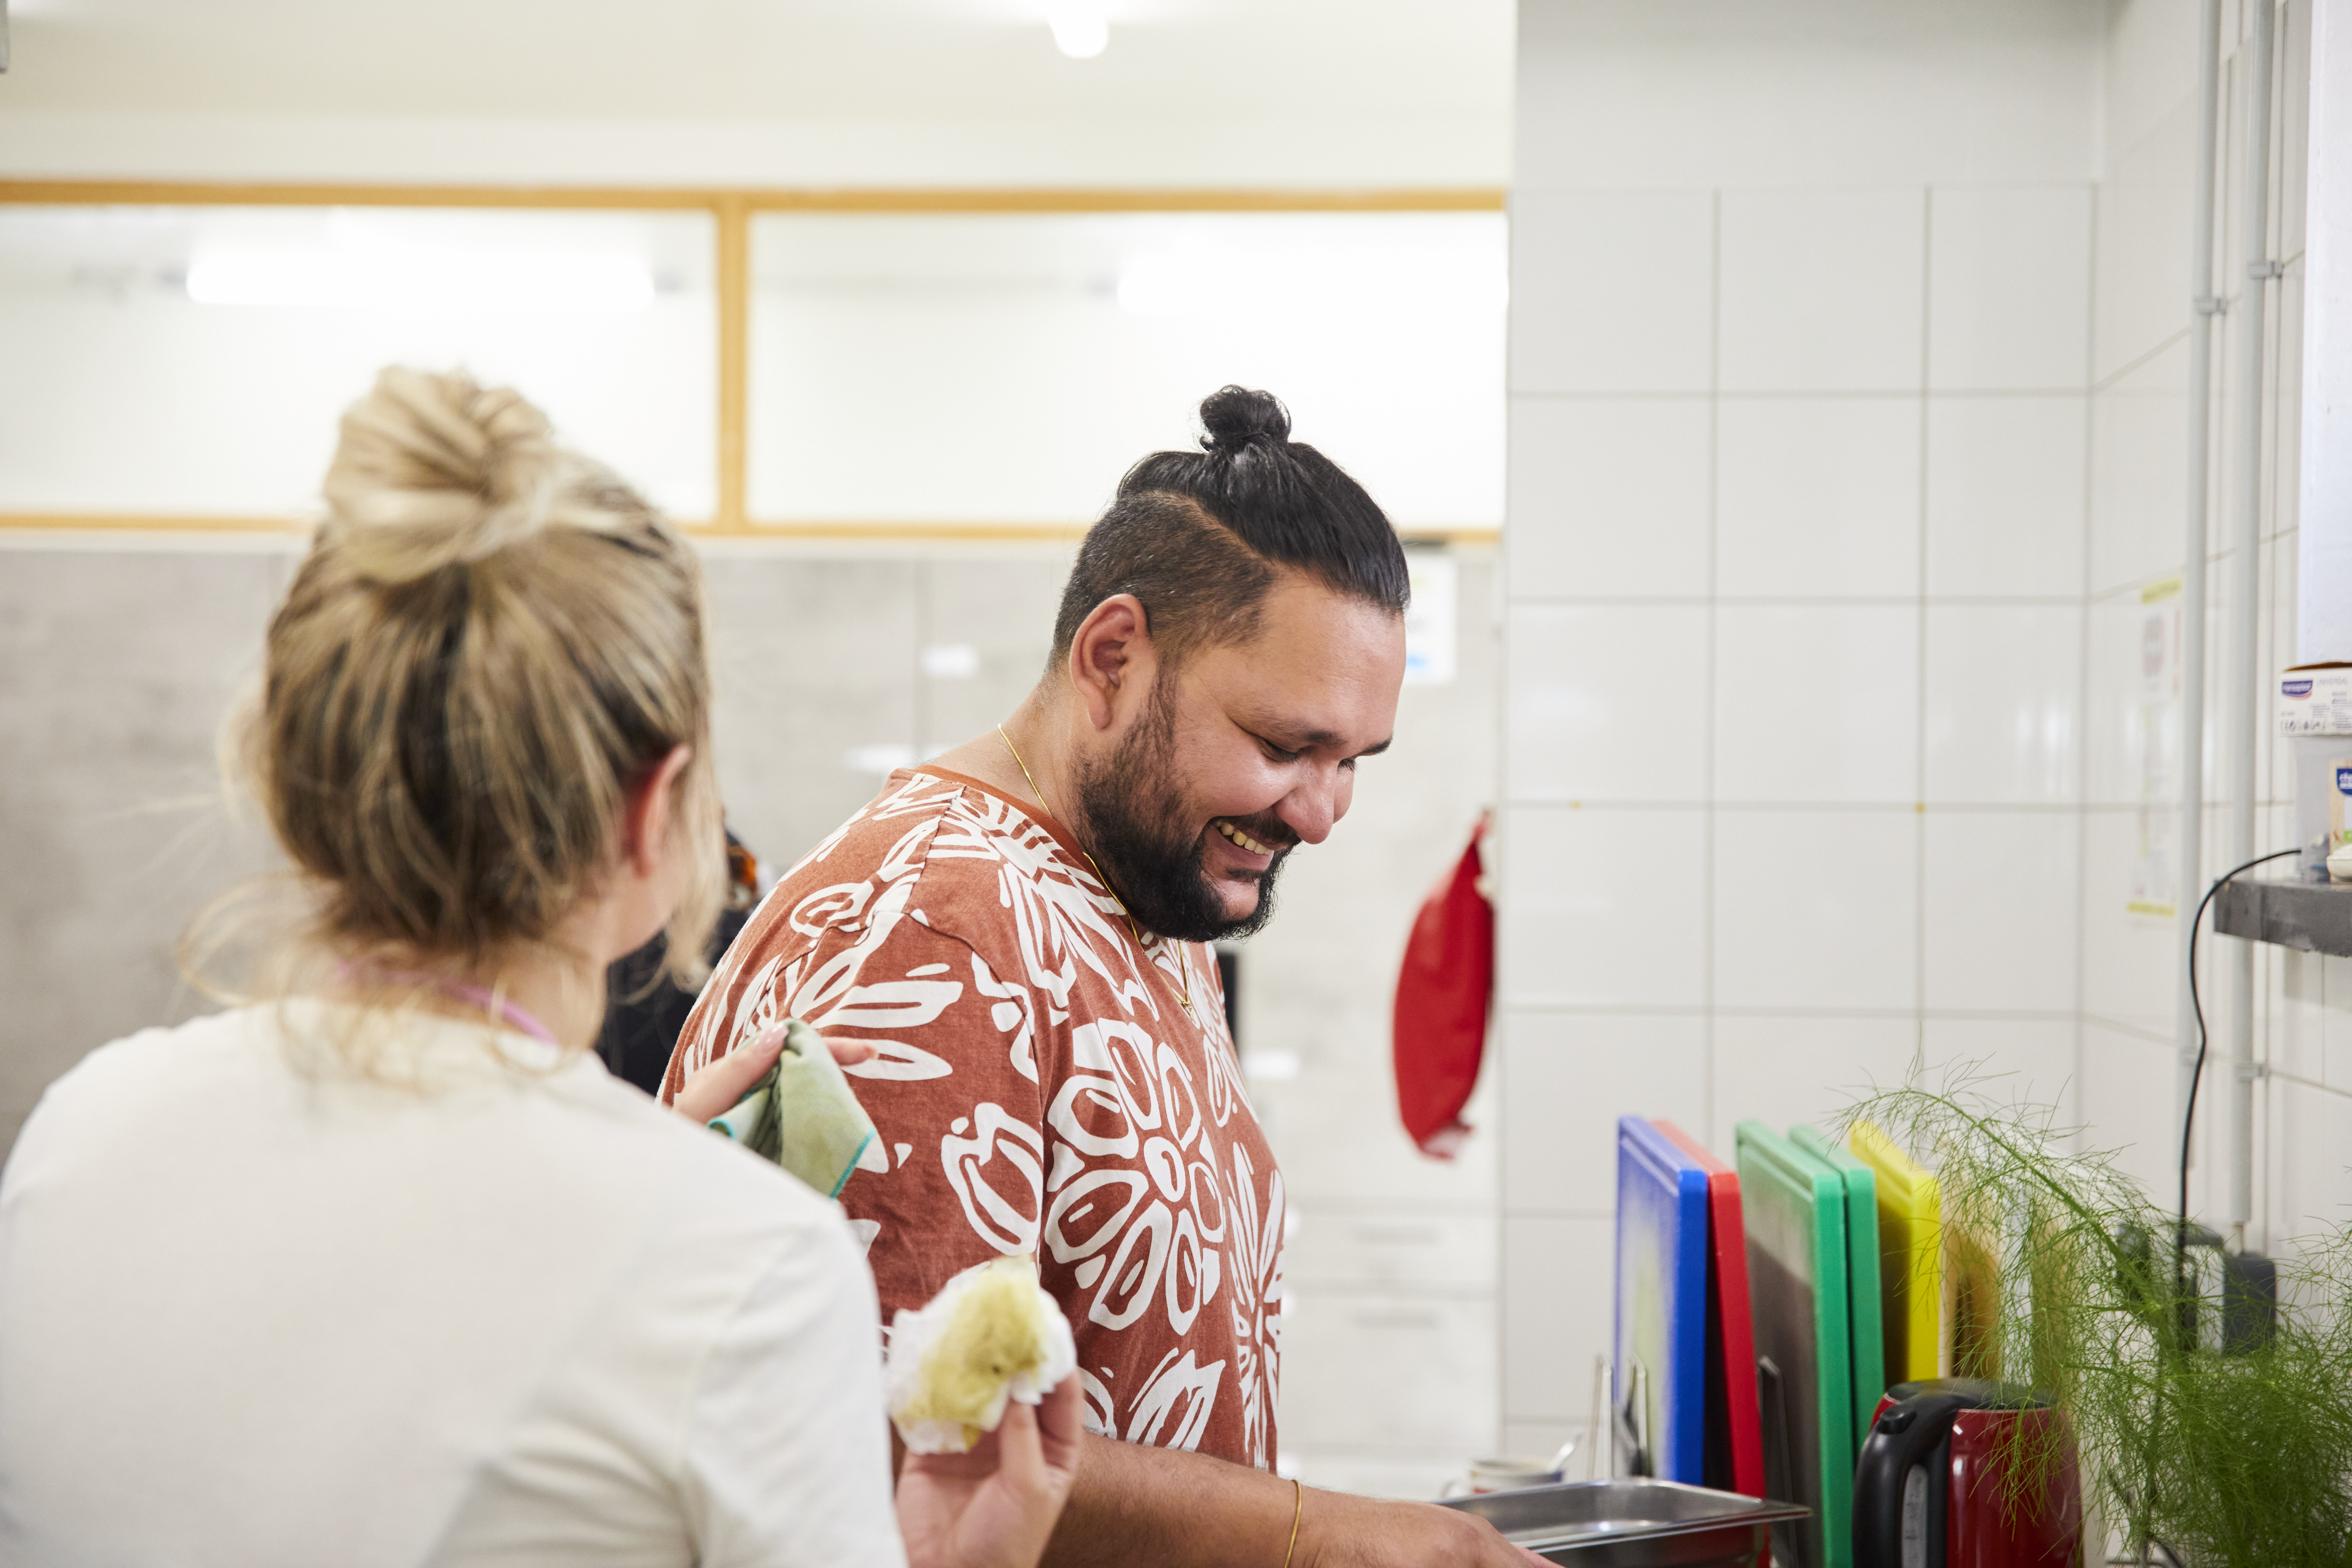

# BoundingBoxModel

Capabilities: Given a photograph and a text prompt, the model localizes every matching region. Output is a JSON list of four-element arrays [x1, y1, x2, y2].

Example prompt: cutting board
[[1848, 1120, 1940, 1386], [1735, 1119, 1852, 1568], [1651, 1119, 1766, 1499], [1793, 1125, 1886, 1467], [1613, 1116, 1711, 1484]]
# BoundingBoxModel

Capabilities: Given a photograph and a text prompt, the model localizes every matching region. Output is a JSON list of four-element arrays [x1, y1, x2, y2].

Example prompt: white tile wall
[[2065, 0, 2315, 1268], [1709, 1014, 1922, 1150], [1283, 1212, 1498, 1295], [1503, 0, 2329, 1471], [1513, 2, 2103, 192], [2269, 1076, 2352, 1237], [2092, 95, 2197, 384], [1509, 190, 1717, 395], [1500, 1012, 1708, 1213], [2101, 0, 2204, 163], [2081, 588, 2168, 807], [2079, 809, 2180, 1040], [1922, 604, 2084, 803], [1714, 397, 1921, 597], [2079, 1020, 2186, 1199], [1500, 807, 1708, 1009], [1713, 810, 1920, 1010], [1278, 1293, 1500, 1454], [1919, 812, 2081, 1013], [1508, 606, 1710, 802], [1916, 1017, 2081, 1120], [1718, 188, 1927, 393], [2318, 955, 2352, 1095], [1923, 396, 2088, 597], [1926, 186, 2093, 391], [2278, 0, 2312, 264], [2272, 948, 2326, 1087], [1507, 398, 1712, 599], [2087, 338, 2192, 595], [1501, 1215, 1614, 1424], [1715, 607, 1920, 802]]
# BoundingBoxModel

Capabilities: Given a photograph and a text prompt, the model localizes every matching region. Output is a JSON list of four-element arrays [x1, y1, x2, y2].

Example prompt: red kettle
[[1853, 1379, 2082, 1568]]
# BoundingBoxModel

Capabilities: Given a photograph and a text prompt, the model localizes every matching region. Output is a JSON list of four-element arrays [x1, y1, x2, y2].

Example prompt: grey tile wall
[[0, 543, 295, 1154], [700, 550, 923, 877]]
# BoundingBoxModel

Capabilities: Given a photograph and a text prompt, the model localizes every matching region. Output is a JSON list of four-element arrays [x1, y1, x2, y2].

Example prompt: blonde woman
[[0, 369, 1079, 1567]]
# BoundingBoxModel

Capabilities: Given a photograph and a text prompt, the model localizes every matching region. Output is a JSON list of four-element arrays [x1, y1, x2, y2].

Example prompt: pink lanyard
[[336, 963, 560, 1045]]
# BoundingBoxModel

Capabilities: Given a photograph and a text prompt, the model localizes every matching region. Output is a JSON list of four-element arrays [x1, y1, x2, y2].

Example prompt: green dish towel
[[707, 1018, 878, 1199]]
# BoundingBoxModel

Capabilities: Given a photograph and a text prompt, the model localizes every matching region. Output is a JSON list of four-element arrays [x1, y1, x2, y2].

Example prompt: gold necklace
[[997, 723, 1197, 1018]]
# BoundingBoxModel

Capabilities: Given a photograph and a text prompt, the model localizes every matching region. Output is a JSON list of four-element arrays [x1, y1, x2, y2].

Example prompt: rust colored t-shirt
[[664, 768, 1286, 1469]]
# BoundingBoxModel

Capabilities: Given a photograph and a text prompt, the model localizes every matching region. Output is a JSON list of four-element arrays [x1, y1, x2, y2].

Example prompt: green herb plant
[[1842, 1077, 2352, 1567]]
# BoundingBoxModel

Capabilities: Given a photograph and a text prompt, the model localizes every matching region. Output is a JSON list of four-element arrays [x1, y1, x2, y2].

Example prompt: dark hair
[[1048, 386, 1410, 667]]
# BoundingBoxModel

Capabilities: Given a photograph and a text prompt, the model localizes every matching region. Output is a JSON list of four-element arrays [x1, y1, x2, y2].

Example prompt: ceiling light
[[184, 246, 654, 313], [1046, 6, 1108, 59]]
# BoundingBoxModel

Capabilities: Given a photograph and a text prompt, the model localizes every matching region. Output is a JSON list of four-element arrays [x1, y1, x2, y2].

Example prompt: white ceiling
[[1, 0, 1511, 131]]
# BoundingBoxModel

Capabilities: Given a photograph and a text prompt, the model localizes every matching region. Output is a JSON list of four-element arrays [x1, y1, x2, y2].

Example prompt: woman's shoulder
[[26, 1007, 266, 1121], [23, 1004, 847, 1241]]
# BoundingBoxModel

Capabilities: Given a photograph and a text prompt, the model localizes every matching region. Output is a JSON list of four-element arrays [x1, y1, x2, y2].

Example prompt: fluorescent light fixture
[[1046, 5, 1108, 58], [919, 643, 982, 680], [185, 246, 655, 313], [1241, 1048, 1302, 1082]]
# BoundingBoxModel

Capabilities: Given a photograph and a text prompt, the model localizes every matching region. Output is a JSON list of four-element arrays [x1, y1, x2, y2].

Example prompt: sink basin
[[1436, 1478, 1808, 1566]]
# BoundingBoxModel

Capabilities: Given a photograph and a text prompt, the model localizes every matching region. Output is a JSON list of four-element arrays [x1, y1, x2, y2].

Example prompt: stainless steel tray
[[1436, 1478, 1809, 1567]]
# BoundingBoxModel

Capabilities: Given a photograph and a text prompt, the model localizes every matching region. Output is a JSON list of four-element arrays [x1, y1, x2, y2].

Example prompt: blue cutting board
[[1612, 1116, 1711, 1485]]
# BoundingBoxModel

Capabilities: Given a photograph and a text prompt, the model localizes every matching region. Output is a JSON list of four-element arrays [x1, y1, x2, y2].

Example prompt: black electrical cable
[[2177, 846, 2300, 1302]]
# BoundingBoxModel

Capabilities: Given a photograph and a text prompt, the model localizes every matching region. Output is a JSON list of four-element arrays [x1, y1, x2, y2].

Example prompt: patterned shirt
[[664, 769, 1286, 1469]]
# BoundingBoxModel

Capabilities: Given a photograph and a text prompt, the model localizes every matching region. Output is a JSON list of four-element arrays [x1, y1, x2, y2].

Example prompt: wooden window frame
[[0, 179, 1505, 545]]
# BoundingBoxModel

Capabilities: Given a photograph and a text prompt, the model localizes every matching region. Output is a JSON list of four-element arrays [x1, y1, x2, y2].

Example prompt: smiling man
[[665, 387, 1538, 1568]]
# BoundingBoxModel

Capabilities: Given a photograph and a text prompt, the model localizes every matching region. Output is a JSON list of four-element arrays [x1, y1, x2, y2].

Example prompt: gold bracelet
[[1281, 1476, 1304, 1568]]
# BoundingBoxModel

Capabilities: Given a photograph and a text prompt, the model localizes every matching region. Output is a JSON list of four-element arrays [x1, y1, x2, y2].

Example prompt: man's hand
[[1036, 1436, 1550, 1568], [1297, 1490, 1553, 1568], [669, 1021, 876, 1124], [896, 1375, 1085, 1568]]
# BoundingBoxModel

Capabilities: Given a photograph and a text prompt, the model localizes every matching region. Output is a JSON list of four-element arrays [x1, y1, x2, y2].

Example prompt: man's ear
[[623, 744, 694, 877], [1064, 594, 1157, 733]]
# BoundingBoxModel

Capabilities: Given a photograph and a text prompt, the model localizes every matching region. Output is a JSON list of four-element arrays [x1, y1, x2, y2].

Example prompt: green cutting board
[[1735, 1119, 1853, 1568], [1794, 1124, 1888, 1467]]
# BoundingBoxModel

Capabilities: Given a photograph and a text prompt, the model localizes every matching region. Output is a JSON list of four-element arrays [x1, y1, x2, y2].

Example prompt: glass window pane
[[746, 211, 1505, 532], [0, 205, 717, 518]]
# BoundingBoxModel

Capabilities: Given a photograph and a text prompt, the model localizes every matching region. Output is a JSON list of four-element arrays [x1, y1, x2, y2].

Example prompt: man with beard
[[663, 387, 1540, 1568]]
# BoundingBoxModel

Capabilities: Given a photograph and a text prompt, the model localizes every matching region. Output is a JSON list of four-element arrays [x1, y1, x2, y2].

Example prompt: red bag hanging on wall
[[1392, 813, 1494, 1159]]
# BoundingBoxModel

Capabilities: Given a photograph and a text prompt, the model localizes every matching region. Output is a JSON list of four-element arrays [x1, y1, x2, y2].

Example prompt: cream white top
[[0, 1002, 906, 1568]]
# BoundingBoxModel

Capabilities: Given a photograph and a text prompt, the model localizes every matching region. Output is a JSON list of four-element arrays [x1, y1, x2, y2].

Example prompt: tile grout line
[[2074, 177, 2099, 1143], [1704, 186, 1722, 1153], [1915, 185, 1932, 1072]]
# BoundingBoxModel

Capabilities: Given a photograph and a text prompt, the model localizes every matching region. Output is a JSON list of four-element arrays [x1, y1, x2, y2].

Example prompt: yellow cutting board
[[1848, 1121, 1940, 1387]]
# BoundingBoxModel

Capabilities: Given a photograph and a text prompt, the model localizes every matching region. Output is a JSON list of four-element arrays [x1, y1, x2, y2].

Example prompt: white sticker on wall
[[1403, 552, 1458, 686], [2129, 578, 2182, 918]]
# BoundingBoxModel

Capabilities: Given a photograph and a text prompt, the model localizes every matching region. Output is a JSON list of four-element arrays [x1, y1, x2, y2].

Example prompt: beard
[[1072, 679, 1295, 944]]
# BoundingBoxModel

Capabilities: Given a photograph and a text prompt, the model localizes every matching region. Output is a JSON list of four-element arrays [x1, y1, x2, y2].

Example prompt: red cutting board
[[1654, 1120, 1767, 1500]]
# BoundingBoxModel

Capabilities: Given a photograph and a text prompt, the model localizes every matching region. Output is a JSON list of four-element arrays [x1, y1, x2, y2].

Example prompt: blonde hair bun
[[322, 366, 608, 582], [212, 363, 726, 1009]]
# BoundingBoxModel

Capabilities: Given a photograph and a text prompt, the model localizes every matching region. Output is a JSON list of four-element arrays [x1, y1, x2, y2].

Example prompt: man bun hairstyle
[[1049, 385, 1410, 668], [230, 366, 725, 1002]]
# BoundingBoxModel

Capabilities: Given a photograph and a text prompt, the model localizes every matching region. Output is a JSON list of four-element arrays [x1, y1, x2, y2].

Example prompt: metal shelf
[[2213, 877, 2352, 958]]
